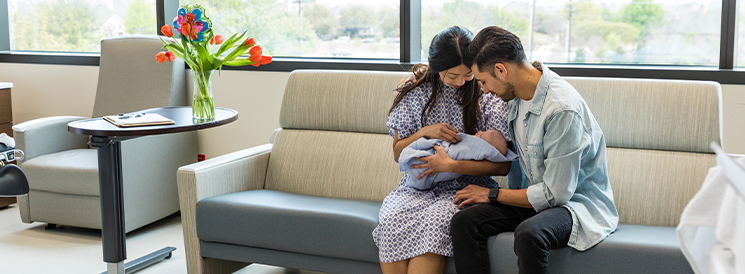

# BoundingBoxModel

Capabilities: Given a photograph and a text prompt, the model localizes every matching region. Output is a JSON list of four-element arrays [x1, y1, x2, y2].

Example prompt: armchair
[[13, 36, 198, 232]]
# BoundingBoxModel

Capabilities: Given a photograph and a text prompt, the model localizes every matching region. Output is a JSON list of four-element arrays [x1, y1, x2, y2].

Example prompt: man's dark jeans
[[451, 203, 572, 274]]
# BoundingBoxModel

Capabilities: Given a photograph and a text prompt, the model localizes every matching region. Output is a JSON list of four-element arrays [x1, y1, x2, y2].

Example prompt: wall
[[0, 63, 744, 159]]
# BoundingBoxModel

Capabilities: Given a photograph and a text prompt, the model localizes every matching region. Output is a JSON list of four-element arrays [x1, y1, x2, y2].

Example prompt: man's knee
[[514, 221, 548, 249]]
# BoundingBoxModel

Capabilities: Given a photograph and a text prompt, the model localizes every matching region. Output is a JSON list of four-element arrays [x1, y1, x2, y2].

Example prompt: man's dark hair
[[466, 26, 528, 76]]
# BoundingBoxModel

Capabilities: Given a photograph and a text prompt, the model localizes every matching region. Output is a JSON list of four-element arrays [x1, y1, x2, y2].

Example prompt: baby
[[398, 130, 517, 190], [474, 130, 508, 156]]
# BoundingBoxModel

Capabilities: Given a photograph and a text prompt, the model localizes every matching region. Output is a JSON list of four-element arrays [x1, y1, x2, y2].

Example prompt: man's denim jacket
[[506, 62, 619, 251]]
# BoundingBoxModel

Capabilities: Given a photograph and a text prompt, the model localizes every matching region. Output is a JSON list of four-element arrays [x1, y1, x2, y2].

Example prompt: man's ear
[[494, 63, 507, 79]]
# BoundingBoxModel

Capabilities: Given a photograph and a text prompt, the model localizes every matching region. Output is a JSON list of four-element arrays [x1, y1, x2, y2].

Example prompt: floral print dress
[[373, 82, 510, 262]]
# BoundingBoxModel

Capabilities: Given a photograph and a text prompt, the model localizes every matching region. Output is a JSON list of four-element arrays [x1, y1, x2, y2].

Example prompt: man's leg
[[451, 203, 536, 274], [513, 207, 572, 274]]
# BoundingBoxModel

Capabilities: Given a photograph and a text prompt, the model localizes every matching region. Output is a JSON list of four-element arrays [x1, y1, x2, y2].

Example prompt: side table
[[68, 106, 237, 274]]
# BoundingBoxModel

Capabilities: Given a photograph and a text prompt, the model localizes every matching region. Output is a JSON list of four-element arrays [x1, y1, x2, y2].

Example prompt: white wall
[[1, 63, 744, 158]]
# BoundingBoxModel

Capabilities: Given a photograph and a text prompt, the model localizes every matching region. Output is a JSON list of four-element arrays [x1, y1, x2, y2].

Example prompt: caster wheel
[[165, 252, 172, 259]]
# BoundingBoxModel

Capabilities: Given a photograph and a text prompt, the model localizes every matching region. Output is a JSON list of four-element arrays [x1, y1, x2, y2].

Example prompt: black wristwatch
[[488, 187, 500, 204]]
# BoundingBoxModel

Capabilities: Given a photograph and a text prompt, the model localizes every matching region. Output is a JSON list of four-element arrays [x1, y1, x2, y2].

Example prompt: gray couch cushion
[[488, 224, 694, 274], [196, 190, 382, 263], [22, 148, 99, 196]]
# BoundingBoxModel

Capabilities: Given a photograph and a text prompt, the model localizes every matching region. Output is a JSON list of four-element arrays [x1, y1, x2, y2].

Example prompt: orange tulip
[[249, 54, 261, 63], [210, 34, 224, 46], [161, 25, 173, 38], [156, 52, 167, 63], [156, 51, 175, 63], [260, 55, 272, 65], [251, 63, 260, 67], [180, 23, 191, 37], [249, 45, 262, 56], [244, 38, 255, 47]]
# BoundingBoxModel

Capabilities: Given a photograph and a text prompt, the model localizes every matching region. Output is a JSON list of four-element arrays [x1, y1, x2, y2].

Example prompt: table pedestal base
[[100, 246, 176, 274]]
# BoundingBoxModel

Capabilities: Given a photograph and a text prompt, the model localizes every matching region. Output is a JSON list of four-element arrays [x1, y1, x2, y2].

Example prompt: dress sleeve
[[479, 93, 511, 142], [386, 85, 426, 140]]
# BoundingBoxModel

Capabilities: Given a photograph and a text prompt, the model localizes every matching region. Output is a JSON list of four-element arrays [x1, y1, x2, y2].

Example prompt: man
[[450, 26, 618, 274]]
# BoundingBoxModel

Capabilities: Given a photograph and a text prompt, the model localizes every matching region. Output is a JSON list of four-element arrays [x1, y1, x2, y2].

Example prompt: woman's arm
[[409, 145, 511, 179], [392, 123, 462, 163]]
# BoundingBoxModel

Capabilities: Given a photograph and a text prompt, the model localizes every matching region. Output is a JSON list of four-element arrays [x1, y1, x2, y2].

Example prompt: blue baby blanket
[[399, 133, 518, 190]]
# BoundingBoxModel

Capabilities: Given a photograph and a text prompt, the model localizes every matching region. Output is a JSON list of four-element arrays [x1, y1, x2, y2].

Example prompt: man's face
[[472, 64, 516, 102]]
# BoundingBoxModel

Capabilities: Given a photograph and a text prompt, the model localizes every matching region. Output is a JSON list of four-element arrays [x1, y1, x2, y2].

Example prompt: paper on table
[[103, 113, 175, 127]]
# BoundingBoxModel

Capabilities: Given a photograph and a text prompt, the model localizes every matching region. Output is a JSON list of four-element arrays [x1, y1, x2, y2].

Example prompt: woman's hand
[[411, 145, 456, 180], [453, 185, 490, 209], [419, 123, 461, 143]]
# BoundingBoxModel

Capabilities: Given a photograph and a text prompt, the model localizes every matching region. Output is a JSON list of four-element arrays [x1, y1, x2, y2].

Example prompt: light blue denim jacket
[[506, 62, 618, 251]]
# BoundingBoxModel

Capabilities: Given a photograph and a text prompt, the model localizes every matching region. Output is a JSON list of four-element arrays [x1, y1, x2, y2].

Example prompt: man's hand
[[453, 185, 491, 209], [411, 145, 455, 180]]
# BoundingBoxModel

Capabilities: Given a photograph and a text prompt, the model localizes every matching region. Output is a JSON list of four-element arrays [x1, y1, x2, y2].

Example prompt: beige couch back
[[266, 70, 723, 227], [265, 70, 408, 201], [566, 77, 722, 227]]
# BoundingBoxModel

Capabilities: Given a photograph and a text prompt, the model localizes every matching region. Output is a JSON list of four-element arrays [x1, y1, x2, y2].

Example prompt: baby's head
[[475, 130, 507, 155]]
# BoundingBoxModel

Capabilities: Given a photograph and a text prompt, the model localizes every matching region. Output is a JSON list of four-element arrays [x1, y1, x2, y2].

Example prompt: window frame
[[2, 0, 745, 84]]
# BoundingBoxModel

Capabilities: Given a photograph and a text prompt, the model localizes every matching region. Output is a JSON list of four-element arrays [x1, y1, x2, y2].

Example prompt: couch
[[177, 70, 722, 274]]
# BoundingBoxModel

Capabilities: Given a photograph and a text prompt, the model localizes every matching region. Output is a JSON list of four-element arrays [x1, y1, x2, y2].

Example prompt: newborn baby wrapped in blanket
[[399, 130, 518, 190]]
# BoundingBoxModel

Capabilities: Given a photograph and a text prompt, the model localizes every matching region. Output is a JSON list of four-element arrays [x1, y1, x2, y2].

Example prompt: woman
[[373, 26, 512, 274]]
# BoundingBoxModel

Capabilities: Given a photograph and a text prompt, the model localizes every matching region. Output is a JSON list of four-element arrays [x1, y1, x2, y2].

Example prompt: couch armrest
[[177, 143, 272, 274], [13, 116, 89, 162]]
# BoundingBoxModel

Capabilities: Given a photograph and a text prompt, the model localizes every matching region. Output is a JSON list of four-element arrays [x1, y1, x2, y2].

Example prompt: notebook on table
[[103, 113, 175, 127]]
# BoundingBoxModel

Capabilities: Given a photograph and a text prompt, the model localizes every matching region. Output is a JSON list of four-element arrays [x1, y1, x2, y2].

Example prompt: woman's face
[[439, 64, 474, 89]]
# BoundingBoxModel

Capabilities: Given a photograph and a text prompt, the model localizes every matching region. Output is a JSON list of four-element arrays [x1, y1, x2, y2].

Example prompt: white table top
[[0, 82, 12, 89]]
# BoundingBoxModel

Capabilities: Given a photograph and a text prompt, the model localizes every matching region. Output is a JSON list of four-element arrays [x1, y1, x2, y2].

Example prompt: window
[[738, 0, 745, 67], [422, 0, 721, 66], [182, 0, 400, 59], [8, 0, 158, 53]]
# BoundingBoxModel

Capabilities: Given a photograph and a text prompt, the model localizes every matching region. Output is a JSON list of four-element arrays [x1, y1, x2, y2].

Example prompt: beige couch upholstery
[[177, 70, 722, 274]]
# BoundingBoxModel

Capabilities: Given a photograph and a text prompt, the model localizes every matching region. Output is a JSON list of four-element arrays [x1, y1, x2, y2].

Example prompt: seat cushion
[[21, 148, 99, 196], [196, 189, 382, 263], [487, 224, 694, 274]]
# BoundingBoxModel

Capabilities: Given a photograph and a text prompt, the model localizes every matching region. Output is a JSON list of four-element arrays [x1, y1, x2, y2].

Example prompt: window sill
[[3, 51, 745, 84]]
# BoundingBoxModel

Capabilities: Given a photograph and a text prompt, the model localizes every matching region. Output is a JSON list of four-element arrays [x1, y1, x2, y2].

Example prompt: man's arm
[[454, 111, 588, 211], [525, 110, 587, 211]]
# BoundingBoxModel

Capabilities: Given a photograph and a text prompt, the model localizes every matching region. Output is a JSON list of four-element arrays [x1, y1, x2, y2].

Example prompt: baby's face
[[476, 130, 505, 148]]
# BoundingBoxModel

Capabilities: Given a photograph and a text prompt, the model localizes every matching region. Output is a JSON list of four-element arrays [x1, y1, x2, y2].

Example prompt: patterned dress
[[373, 82, 510, 262]]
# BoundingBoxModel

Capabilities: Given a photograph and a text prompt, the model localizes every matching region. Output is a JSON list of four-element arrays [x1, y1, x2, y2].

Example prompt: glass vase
[[191, 69, 215, 121]]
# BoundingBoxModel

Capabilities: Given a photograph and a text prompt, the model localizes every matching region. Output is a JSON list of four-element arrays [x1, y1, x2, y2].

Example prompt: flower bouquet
[[157, 4, 272, 120]]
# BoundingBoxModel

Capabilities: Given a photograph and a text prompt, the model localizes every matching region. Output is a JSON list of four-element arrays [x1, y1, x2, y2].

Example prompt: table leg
[[91, 136, 176, 274], [91, 136, 126, 273]]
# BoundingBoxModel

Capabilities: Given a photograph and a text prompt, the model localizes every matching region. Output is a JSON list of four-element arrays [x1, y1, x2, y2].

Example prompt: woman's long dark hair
[[390, 26, 481, 135]]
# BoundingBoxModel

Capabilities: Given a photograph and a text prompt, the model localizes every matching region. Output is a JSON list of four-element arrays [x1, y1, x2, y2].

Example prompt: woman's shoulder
[[396, 82, 433, 105]]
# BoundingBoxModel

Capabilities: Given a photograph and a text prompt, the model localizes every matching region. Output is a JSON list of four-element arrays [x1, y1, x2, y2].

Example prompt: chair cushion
[[196, 190, 382, 263], [21, 148, 99, 196], [487, 224, 694, 274]]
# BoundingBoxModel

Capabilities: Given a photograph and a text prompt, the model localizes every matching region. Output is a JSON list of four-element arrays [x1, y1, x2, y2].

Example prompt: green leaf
[[222, 59, 257, 67], [216, 31, 247, 57]]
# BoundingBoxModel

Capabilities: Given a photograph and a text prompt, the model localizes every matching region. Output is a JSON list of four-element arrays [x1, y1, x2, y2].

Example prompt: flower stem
[[191, 70, 215, 120]]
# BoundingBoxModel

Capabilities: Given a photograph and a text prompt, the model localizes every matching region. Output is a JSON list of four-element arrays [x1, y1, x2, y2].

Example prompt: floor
[[0, 203, 326, 274]]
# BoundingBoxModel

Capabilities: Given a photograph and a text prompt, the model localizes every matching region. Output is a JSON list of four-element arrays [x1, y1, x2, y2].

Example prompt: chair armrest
[[177, 143, 272, 274], [12, 116, 90, 162]]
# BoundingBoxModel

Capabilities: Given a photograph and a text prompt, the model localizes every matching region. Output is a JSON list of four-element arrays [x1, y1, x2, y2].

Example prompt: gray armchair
[[13, 36, 197, 232]]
